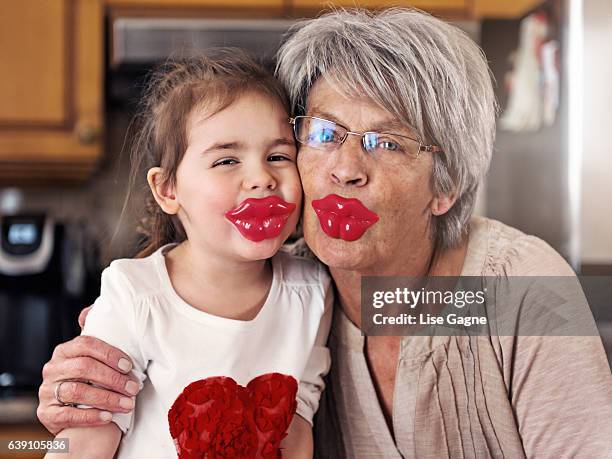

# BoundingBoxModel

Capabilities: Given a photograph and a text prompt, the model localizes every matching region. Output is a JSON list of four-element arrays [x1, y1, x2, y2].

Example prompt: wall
[[581, 0, 612, 264]]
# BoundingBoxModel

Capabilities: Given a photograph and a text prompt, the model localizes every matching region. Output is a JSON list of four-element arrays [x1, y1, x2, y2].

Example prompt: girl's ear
[[147, 167, 179, 215], [430, 192, 458, 216]]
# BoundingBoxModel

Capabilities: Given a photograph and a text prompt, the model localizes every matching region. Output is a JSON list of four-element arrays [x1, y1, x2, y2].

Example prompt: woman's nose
[[330, 136, 368, 187], [243, 164, 277, 191]]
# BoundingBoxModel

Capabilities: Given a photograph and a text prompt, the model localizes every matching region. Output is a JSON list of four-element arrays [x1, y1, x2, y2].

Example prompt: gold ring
[[54, 381, 72, 406]]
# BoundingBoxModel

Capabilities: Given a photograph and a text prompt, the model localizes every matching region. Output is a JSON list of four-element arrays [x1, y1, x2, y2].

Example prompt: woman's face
[[297, 77, 439, 274]]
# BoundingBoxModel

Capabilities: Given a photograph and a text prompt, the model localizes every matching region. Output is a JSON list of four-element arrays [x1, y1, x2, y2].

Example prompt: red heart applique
[[168, 373, 298, 459]]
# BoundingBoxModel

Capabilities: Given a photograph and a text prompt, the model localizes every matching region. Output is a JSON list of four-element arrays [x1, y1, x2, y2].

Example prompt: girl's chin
[[235, 237, 285, 260]]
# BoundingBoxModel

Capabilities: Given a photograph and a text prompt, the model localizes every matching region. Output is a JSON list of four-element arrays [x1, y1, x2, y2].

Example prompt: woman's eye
[[379, 140, 400, 151], [212, 158, 238, 167], [373, 136, 406, 153]]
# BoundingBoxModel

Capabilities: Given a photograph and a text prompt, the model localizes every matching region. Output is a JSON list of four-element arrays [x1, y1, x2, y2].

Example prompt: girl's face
[[171, 91, 301, 262]]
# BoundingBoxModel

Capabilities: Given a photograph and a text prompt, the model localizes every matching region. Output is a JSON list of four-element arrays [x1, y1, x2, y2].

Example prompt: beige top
[[306, 216, 612, 458]]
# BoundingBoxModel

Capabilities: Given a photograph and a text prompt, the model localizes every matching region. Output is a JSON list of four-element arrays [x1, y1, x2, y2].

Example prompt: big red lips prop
[[225, 196, 296, 243], [168, 373, 298, 459], [311, 194, 379, 242]]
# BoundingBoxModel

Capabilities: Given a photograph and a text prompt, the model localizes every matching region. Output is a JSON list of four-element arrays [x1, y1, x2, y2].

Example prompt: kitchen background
[[1, 0, 610, 455]]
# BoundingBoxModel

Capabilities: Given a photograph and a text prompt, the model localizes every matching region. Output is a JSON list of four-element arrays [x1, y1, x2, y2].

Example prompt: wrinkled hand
[[37, 309, 140, 434]]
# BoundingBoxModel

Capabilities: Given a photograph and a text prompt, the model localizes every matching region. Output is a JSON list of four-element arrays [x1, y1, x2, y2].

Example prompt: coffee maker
[[0, 214, 98, 398]]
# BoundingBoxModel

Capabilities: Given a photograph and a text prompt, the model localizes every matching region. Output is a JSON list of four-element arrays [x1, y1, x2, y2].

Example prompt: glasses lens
[[295, 117, 343, 151], [363, 133, 379, 152], [363, 132, 419, 156]]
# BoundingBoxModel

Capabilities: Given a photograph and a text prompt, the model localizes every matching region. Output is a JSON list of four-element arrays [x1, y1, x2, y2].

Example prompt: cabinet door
[[106, 0, 283, 6], [473, 0, 541, 18], [0, 0, 103, 184], [291, 0, 467, 12], [0, 422, 53, 459]]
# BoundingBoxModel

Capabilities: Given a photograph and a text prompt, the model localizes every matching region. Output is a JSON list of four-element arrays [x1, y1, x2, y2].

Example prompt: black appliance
[[0, 214, 99, 397]]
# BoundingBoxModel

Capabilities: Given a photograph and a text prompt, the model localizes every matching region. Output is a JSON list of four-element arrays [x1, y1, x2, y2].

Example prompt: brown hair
[[121, 48, 291, 258]]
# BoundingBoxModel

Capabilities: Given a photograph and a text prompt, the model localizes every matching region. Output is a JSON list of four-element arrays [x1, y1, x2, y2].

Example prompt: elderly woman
[[37, 8, 612, 457]]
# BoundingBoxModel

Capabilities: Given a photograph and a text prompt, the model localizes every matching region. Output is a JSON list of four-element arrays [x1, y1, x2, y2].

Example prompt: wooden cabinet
[[0, 0, 103, 185], [291, 0, 467, 14], [0, 423, 53, 459], [290, 0, 541, 18], [105, 0, 540, 18], [473, 0, 541, 18], [106, 0, 283, 7], [105, 0, 285, 17], [0, 0, 539, 185]]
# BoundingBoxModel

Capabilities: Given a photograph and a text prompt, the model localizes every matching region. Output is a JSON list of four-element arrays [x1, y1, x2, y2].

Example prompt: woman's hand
[[37, 326, 141, 434]]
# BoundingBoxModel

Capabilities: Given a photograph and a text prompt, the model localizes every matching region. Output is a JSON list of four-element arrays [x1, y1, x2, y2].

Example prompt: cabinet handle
[[76, 123, 100, 145]]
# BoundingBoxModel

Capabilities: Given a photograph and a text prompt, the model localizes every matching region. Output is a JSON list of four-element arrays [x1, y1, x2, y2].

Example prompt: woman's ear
[[431, 192, 458, 216], [147, 167, 179, 215]]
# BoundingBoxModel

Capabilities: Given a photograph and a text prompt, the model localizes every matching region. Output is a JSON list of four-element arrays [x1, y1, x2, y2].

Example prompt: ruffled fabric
[[328, 311, 526, 458]]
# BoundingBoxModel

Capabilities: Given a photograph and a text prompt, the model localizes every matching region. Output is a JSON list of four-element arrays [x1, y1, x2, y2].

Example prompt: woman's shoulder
[[464, 216, 575, 277]]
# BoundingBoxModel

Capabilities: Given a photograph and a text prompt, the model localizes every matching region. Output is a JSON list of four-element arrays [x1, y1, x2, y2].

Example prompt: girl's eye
[[268, 154, 292, 162], [212, 158, 239, 167]]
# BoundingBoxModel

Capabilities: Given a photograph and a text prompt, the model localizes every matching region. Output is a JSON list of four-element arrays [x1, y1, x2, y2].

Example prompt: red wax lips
[[311, 194, 379, 241], [225, 196, 296, 243]]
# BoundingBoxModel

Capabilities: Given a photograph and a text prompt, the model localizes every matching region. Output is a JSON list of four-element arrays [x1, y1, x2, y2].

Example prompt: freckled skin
[[295, 77, 462, 435], [297, 77, 437, 277]]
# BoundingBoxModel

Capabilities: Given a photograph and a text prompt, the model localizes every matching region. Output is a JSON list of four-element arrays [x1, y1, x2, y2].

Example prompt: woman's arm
[[39, 262, 148, 435], [501, 237, 612, 456], [37, 334, 140, 434], [44, 423, 121, 459], [280, 415, 313, 459], [511, 335, 612, 457]]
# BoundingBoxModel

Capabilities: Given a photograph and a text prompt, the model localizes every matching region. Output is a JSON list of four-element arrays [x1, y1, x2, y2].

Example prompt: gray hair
[[276, 8, 497, 249]]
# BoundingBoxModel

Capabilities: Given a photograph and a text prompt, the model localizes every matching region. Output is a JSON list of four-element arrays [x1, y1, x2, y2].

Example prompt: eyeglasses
[[289, 115, 443, 158]]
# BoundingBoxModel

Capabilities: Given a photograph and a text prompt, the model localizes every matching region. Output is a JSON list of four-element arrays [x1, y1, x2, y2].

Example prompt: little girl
[[46, 49, 332, 458]]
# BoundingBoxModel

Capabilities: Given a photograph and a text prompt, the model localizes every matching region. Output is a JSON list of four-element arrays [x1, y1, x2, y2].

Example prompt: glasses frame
[[289, 115, 443, 157]]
